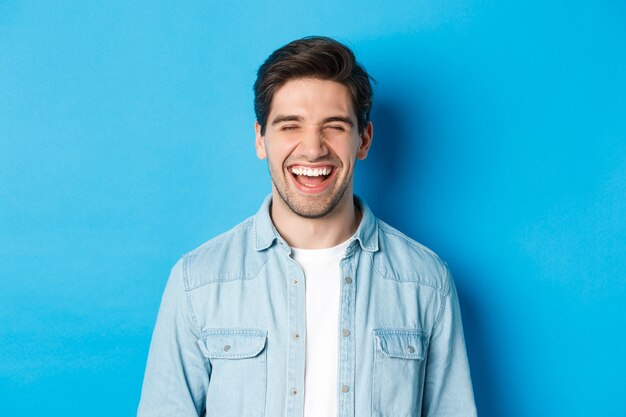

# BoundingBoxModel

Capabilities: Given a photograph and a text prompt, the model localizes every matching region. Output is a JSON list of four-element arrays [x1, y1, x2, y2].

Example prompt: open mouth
[[289, 165, 335, 191]]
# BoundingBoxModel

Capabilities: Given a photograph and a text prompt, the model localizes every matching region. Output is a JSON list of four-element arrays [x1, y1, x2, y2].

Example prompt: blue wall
[[1, 1, 624, 416]]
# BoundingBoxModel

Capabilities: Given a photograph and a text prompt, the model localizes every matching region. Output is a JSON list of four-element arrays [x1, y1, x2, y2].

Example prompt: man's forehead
[[269, 78, 356, 121]]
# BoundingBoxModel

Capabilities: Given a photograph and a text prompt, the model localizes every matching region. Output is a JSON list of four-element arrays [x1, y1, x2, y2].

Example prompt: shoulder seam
[[432, 267, 453, 330], [182, 255, 202, 336]]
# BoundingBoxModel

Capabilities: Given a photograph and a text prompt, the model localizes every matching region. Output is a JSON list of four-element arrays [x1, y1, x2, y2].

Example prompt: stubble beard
[[269, 164, 352, 220]]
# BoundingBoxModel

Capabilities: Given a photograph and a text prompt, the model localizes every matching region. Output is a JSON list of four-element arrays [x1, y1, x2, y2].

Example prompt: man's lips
[[287, 164, 337, 193]]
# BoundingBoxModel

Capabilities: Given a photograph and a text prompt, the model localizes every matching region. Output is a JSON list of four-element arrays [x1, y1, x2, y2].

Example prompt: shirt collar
[[253, 194, 379, 253], [351, 195, 379, 252], [253, 194, 280, 251]]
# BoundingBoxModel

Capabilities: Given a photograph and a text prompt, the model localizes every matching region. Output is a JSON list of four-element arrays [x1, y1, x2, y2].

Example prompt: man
[[138, 36, 477, 417]]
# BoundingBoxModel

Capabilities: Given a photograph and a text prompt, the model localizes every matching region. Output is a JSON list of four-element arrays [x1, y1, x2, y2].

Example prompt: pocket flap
[[198, 328, 267, 359], [374, 329, 425, 360]]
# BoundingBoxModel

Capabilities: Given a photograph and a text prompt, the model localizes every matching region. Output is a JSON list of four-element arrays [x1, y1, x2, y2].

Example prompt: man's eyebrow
[[322, 116, 354, 127], [271, 115, 303, 125]]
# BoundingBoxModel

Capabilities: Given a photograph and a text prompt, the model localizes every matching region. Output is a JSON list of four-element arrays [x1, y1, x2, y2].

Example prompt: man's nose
[[299, 127, 329, 160]]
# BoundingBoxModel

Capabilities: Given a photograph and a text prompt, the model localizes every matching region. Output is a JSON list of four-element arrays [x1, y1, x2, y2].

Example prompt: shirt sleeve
[[422, 267, 477, 417], [137, 257, 210, 417]]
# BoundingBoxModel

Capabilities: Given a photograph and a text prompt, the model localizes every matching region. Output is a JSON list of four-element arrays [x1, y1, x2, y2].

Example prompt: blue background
[[1, 1, 625, 416]]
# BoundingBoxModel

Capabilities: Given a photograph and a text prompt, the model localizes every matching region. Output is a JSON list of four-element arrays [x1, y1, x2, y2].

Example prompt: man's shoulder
[[373, 219, 451, 294], [177, 215, 267, 290], [185, 215, 256, 258]]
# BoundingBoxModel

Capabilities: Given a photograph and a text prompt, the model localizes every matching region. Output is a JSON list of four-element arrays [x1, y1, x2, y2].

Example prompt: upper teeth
[[291, 167, 331, 176]]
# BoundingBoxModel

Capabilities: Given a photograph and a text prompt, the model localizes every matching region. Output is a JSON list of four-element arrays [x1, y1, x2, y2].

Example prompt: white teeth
[[291, 167, 331, 176]]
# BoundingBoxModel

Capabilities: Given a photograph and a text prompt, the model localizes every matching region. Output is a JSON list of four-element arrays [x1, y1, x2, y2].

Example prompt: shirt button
[[291, 278, 298, 285], [223, 344, 231, 352], [345, 276, 352, 284], [342, 329, 350, 337], [341, 385, 349, 393], [407, 345, 415, 353], [292, 332, 300, 340], [290, 388, 298, 396]]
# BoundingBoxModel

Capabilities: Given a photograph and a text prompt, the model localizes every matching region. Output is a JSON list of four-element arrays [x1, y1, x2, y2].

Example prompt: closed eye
[[325, 125, 348, 132], [281, 125, 300, 131]]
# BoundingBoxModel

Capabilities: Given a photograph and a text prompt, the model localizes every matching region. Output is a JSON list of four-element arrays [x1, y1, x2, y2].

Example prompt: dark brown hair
[[254, 36, 374, 135]]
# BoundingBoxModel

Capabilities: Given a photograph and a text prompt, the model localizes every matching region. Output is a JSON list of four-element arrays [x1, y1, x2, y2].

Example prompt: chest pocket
[[372, 329, 427, 417], [198, 329, 267, 417]]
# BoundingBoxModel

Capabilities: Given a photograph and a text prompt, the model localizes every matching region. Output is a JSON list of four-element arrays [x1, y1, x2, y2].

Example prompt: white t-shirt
[[291, 239, 350, 417]]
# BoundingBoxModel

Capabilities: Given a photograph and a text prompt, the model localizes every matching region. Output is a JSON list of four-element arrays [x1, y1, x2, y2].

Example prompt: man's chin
[[283, 198, 336, 219], [283, 188, 352, 220]]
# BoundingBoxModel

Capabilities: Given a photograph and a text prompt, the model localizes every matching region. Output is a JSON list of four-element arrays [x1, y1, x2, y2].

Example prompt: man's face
[[255, 78, 372, 219]]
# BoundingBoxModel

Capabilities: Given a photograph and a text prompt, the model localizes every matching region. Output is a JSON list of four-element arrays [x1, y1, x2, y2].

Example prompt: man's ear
[[356, 121, 373, 160], [255, 121, 267, 160]]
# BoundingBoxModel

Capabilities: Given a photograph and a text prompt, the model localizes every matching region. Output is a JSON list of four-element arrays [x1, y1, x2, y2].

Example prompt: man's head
[[254, 37, 374, 220], [254, 36, 373, 136]]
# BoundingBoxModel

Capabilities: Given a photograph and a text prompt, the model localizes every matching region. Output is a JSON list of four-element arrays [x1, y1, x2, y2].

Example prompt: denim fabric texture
[[138, 195, 477, 417]]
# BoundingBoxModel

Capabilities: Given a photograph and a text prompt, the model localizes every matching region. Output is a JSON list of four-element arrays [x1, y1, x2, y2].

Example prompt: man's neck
[[270, 192, 361, 250]]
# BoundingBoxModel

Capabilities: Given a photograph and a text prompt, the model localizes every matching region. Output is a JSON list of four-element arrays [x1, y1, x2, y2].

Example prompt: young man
[[138, 36, 477, 417]]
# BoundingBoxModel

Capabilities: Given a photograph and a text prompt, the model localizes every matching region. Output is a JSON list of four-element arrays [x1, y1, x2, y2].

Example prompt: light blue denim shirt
[[138, 195, 477, 417]]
